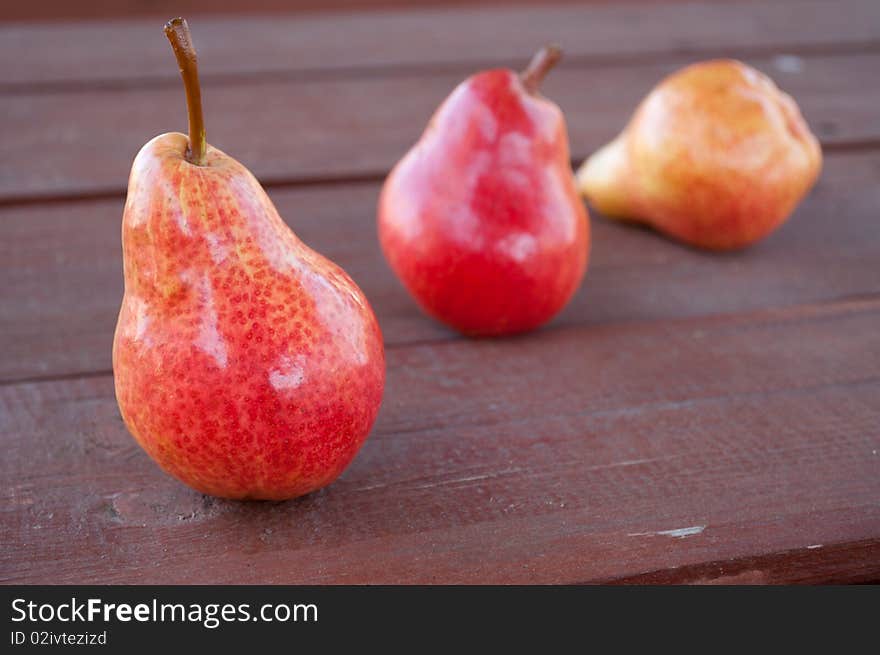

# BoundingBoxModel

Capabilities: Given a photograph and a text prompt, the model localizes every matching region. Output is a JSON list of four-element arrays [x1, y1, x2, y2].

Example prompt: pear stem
[[520, 44, 563, 94], [164, 18, 207, 166]]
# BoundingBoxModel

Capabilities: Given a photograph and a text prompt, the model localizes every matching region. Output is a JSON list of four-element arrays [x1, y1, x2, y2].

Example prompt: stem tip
[[521, 44, 563, 94]]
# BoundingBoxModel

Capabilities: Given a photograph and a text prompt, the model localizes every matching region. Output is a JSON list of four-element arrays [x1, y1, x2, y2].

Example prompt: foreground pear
[[577, 59, 822, 250], [113, 19, 384, 500], [379, 46, 589, 336]]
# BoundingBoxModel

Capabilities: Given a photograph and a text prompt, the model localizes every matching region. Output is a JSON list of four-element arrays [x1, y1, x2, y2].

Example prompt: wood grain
[[2, 150, 878, 383], [2, 298, 878, 583], [2, 0, 878, 89], [0, 0, 676, 23], [2, 51, 877, 203], [611, 539, 880, 584]]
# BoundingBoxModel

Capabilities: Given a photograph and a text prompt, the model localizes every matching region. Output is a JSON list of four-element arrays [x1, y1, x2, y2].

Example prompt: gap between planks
[[3, 39, 880, 97], [1, 292, 878, 389], [2, 0, 879, 91], [602, 537, 880, 584], [1, 144, 878, 210]]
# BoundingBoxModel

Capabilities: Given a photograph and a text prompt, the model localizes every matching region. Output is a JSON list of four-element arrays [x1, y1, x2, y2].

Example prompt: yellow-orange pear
[[577, 59, 822, 250]]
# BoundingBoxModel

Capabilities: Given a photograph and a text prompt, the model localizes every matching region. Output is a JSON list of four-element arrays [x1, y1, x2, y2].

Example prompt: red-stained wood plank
[[2, 298, 878, 583], [1, 51, 877, 203], [1, 150, 878, 383], [0, 0, 683, 24], [610, 539, 880, 584], [2, 0, 877, 89]]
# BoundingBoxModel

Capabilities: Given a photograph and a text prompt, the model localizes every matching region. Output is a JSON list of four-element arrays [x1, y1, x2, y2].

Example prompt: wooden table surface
[[2, 0, 879, 584]]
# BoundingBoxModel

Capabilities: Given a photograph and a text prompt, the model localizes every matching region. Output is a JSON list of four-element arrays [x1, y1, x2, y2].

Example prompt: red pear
[[113, 19, 385, 500], [379, 46, 590, 336]]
